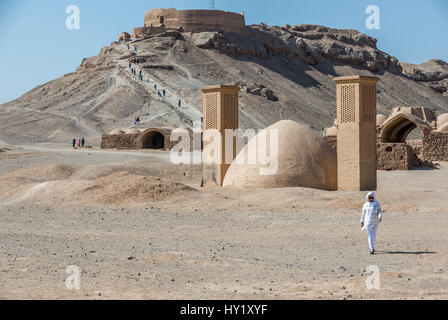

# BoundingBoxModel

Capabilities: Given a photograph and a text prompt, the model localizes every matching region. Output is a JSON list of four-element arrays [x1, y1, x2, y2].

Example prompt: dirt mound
[[223, 120, 337, 190], [0, 162, 197, 206], [2, 163, 77, 182], [0, 176, 36, 202], [76, 172, 196, 205]]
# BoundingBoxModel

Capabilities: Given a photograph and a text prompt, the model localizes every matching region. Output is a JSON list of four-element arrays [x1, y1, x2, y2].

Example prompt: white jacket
[[360, 192, 382, 230]]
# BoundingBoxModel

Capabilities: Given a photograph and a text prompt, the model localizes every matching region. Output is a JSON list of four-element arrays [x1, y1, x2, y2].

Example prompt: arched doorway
[[380, 115, 423, 143], [378, 114, 429, 170], [143, 131, 165, 149]]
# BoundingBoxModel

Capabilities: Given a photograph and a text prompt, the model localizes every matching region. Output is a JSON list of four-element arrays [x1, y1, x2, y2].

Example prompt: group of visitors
[[129, 63, 144, 81], [134, 117, 141, 125], [126, 48, 183, 109], [72, 137, 85, 148], [126, 44, 138, 52]]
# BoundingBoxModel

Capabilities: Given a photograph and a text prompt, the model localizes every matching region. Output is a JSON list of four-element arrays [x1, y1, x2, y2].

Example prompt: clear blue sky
[[1, 0, 447, 103]]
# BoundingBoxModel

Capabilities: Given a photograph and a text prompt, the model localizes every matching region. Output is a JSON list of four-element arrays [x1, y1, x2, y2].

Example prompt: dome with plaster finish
[[123, 128, 140, 134], [437, 113, 448, 129], [376, 114, 387, 127], [223, 120, 337, 190], [109, 129, 125, 134], [324, 126, 338, 137], [437, 122, 448, 132]]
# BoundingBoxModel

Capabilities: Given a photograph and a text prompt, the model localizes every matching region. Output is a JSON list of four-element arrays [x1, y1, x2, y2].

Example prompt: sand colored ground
[[0, 145, 448, 300]]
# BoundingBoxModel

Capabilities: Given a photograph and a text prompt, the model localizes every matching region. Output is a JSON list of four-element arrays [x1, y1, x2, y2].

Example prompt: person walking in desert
[[360, 192, 383, 255]]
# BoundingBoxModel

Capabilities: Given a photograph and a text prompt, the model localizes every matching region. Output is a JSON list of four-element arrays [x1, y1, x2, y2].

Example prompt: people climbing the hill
[[127, 44, 130, 50], [154, 84, 157, 90], [129, 62, 131, 69], [77, 138, 81, 148], [158, 91, 162, 97], [81, 137, 85, 147], [162, 89, 166, 97], [178, 99, 182, 108], [72, 138, 76, 148]]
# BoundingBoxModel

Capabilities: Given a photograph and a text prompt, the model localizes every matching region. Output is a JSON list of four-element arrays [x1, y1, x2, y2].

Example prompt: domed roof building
[[223, 120, 337, 190], [123, 128, 141, 134], [109, 129, 125, 134], [437, 113, 448, 130]]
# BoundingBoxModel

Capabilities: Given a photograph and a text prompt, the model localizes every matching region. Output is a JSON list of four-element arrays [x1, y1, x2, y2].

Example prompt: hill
[[1, 23, 447, 145]]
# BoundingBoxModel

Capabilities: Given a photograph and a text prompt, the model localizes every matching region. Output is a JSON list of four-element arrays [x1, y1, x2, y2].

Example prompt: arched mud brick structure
[[144, 8, 246, 34], [323, 106, 448, 170], [377, 108, 435, 170], [139, 128, 173, 150], [142, 131, 165, 149], [101, 127, 194, 150], [379, 108, 433, 143], [118, 32, 131, 42]]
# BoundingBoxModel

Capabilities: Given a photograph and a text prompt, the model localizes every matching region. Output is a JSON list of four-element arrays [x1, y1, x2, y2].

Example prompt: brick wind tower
[[201, 85, 239, 187], [334, 76, 379, 191]]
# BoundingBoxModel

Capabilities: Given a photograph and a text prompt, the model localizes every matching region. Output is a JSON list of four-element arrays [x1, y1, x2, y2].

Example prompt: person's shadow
[[374, 251, 437, 255]]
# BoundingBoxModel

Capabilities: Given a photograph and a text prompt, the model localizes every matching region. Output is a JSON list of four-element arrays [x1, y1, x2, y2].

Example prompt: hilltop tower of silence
[[118, 7, 246, 41]]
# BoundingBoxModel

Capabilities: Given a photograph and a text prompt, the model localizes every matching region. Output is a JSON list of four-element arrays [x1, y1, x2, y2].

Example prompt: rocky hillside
[[1, 23, 448, 145]]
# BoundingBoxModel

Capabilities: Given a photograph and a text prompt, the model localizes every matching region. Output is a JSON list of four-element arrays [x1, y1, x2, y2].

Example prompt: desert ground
[[0, 142, 447, 300]]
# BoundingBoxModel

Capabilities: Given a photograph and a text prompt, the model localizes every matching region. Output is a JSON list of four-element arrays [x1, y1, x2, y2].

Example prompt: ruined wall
[[131, 26, 178, 38], [101, 129, 194, 150], [101, 134, 141, 150], [118, 32, 131, 41], [144, 8, 246, 34], [422, 131, 448, 161], [377, 143, 416, 170]]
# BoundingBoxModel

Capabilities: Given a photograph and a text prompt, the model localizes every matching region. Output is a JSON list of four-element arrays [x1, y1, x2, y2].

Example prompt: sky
[[0, 0, 447, 103]]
